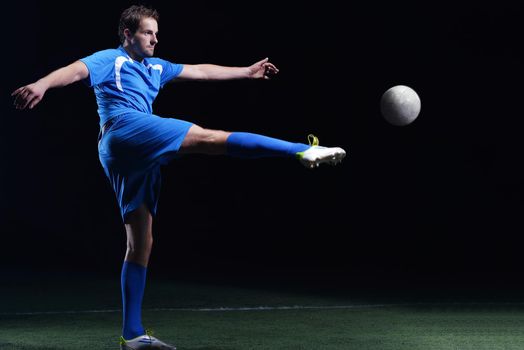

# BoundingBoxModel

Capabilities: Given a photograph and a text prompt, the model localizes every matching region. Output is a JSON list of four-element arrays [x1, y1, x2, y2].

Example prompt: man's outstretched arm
[[175, 57, 279, 82], [12, 60, 89, 110]]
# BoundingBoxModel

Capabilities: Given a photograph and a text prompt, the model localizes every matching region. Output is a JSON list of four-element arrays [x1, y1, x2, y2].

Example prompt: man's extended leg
[[178, 125, 346, 167]]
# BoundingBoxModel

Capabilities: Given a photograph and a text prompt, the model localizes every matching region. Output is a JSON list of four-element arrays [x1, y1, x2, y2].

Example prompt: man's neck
[[122, 44, 144, 63]]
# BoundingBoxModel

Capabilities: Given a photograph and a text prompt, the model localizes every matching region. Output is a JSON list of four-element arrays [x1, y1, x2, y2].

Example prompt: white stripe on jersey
[[115, 56, 133, 92]]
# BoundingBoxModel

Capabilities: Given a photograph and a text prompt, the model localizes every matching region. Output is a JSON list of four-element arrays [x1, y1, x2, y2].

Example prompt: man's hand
[[11, 81, 48, 110], [11, 60, 89, 110], [248, 58, 279, 80]]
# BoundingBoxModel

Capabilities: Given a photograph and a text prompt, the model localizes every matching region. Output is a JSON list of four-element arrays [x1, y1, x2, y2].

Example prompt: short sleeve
[[157, 59, 184, 87], [79, 49, 118, 87]]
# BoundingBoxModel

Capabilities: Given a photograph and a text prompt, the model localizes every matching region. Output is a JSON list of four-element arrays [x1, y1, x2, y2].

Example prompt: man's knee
[[126, 235, 153, 255], [191, 126, 230, 142], [181, 126, 231, 154], [124, 204, 154, 264]]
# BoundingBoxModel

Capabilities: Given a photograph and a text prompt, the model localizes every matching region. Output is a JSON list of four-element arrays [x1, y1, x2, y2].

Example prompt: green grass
[[2, 271, 524, 349], [2, 306, 524, 349]]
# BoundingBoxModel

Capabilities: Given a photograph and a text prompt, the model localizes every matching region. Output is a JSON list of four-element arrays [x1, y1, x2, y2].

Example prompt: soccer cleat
[[120, 330, 177, 350], [296, 134, 346, 169]]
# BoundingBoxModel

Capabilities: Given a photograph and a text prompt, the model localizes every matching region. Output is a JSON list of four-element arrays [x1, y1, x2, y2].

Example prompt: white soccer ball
[[380, 85, 421, 126]]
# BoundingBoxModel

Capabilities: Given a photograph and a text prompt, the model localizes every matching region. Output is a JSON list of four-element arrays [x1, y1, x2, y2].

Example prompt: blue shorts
[[97, 111, 193, 220]]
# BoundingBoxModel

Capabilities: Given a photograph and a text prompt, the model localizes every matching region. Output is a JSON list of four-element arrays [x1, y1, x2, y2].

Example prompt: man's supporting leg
[[121, 204, 153, 340]]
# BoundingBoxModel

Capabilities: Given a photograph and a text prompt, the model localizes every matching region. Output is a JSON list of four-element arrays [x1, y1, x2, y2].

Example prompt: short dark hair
[[118, 5, 159, 44]]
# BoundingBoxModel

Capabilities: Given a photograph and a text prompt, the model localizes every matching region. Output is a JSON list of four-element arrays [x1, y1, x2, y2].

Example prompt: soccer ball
[[380, 85, 421, 126]]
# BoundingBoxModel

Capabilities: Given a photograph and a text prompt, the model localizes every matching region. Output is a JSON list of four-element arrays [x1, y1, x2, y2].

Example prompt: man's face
[[127, 17, 158, 60]]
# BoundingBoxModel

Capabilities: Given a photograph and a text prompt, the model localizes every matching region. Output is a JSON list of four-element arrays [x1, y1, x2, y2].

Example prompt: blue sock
[[121, 261, 147, 340], [226, 132, 309, 158]]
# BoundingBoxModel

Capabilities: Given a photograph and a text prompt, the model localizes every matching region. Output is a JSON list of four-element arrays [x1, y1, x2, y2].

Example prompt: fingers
[[251, 57, 279, 80], [263, 62, 278, 70], [28, 96, 41, 109], [14, 90, 28, 109], [12, 90, 25, 109], [262, 62, 279, 79], [11, 86, 24, 97], [263, 63, 279, 74], [23, 94, 39, 110], [12, 86, 34, 110], [262, 60, 279, 73], [256, 57, 279, 70]]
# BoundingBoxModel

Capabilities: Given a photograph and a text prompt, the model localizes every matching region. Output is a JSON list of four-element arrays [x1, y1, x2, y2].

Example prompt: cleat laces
[[307, 134, 319, 147], [146, 329, 154, 338]]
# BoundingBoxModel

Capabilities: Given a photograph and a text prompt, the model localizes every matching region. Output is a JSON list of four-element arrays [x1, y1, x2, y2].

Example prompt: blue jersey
[[80, 46, 184, 126]]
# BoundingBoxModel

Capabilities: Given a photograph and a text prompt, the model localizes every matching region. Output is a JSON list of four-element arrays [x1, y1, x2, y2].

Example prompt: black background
[[3, 1, 524, 289]]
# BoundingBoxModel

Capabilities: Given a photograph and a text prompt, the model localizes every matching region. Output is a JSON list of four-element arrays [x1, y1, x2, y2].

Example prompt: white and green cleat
[[296, 134, 346, 169], [120, 330, 176, 350]]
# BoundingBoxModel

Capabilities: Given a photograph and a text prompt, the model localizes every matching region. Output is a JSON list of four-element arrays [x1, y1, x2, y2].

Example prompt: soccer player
[[12, 5, 346, 349]]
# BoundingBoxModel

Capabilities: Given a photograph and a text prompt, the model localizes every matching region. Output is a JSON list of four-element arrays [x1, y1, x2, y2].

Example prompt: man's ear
[[123, 28, 132, 41]]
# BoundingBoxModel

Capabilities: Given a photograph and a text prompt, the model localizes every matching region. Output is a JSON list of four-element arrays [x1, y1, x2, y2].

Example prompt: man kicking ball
[[12, 4, 346, 349]]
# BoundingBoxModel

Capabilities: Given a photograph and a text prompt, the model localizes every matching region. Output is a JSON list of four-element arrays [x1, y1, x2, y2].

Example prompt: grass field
[[2, 269, 524, 349]]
